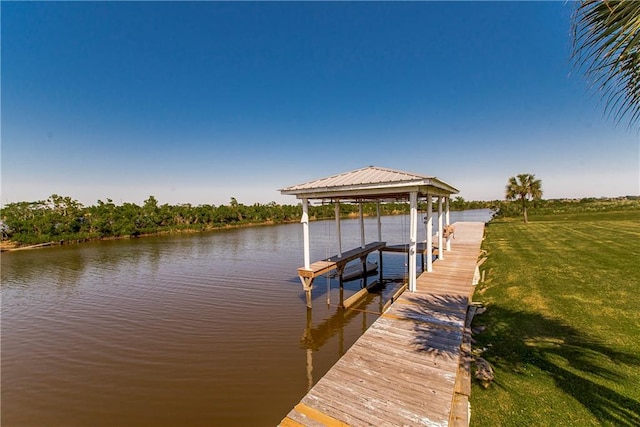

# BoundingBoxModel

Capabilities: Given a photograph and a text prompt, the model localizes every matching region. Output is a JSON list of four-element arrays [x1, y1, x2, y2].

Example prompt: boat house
[[280, 165, 459, 307]]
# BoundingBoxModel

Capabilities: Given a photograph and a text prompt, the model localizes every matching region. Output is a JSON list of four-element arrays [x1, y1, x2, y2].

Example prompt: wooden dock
[[280, 222, 485, 427]]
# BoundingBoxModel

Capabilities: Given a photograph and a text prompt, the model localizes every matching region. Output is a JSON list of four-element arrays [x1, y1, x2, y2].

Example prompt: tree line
[[3, 193, 635, 246], [2, 194, 482, 246]]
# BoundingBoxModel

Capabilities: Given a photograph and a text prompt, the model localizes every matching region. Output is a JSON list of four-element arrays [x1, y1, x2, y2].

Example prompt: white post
[[409, 191, 418, 292], [359, 201, 365, 249], [376, 201, 382, 242], [438, 196, 444, 260], [426, 195, 433, 272], [335, 202, 342, 258], [445, 196, 451, 251], [302, 198, 310, 269]]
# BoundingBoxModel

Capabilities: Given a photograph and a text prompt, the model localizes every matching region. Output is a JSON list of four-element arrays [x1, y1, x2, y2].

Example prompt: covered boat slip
[[280, 166, 459, 308], [279, 166, 482, 426], [279, 222, 485, 427]]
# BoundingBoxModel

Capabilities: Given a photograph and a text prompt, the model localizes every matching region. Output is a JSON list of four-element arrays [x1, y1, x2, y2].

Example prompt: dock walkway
[[280, 222, 485, 427]]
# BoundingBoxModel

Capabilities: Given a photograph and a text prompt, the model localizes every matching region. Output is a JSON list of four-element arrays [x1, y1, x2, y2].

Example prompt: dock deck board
[[280, 222, 485, 427]]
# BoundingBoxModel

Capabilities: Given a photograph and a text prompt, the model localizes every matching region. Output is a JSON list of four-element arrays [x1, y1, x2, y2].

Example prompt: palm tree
[[572, 0, 640, 127], [505, 174, 543, 223]]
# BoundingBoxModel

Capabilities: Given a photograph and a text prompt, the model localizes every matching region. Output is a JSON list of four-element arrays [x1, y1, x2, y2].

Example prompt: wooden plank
[[449, 393, 469, 427], [318, 366, 453, 420], [332, 344, 458, 397], [308, 380, 449, 427], [279, 415, 309, 427], [326, 241, 386, 263], [454, 327, 472, 397], [297, 242, 387, 279], [293, 403, 350, 427], [343, 287, 369, 308]]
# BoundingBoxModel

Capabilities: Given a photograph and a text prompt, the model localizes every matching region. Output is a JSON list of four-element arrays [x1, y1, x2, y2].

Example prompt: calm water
[[1, 210, 492, 426]]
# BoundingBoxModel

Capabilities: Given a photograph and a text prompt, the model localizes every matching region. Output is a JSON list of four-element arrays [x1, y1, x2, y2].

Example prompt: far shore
[[0, 211, 404, 252], [0, 219, 292, 252]]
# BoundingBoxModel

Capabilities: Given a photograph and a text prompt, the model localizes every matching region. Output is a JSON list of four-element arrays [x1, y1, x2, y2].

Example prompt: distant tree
[[505, 174, 543, 223], [572, 0, 640, 127], [451, 196, 466, 210]]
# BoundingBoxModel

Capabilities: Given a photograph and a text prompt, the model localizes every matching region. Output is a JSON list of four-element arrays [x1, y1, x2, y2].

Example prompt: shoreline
[[0, 219, 294, 252], [0, 208, 493, 253]]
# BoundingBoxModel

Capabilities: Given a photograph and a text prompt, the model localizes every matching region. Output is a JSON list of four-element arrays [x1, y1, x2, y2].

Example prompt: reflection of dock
[[280, 222, 484, 427]]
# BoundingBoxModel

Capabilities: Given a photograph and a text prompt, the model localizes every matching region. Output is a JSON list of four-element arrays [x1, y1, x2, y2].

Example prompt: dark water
[[1, 210, 492, 426]]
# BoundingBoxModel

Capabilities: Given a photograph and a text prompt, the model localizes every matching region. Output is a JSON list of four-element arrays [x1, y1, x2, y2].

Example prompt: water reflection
[[0, 210, 492, 426]]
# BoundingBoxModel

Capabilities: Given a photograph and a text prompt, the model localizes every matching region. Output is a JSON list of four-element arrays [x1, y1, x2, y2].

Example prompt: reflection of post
[[305, 308, 313, 391], [302, 308, 315, 391], [306, 348, 313, 392], [339, 311, 344, 356], [326, 275, 331, 307], [362, 307, 366, 333]]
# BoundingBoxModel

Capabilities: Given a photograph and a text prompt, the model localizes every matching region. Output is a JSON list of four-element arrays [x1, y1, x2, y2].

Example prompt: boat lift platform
[[297, 241, 386, 307]]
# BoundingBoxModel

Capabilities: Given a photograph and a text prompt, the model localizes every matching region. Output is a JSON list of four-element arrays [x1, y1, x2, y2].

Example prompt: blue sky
[[2, 1, 638, 207]]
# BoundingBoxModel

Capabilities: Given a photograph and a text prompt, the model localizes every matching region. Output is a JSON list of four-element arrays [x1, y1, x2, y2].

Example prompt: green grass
[[470, 210, 640, 426]]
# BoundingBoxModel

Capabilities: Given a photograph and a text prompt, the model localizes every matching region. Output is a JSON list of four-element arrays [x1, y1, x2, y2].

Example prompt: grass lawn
[[470, 209, 640, 426]]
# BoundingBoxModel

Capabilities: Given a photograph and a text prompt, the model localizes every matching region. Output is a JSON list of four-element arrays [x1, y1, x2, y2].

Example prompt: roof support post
[[425, 195, 433, 272], [301, 198, 310, 269], [438, 196, 444, 260], [445, 196, 451, 251], [409, 191, 418, 292], [335, 202, 342, 258], [359, 201, 365, 249], [376, 201, 382, 241]]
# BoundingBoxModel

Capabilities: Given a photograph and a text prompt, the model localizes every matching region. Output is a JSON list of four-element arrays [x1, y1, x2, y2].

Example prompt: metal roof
[[280, 166, 459, 201]]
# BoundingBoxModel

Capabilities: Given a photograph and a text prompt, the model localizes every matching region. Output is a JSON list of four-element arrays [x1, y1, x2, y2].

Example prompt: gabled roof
[[280, 166, 458, 201]]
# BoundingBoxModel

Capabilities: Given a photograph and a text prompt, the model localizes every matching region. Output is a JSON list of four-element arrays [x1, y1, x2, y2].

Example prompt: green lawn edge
[[469, 209, 640, 426]]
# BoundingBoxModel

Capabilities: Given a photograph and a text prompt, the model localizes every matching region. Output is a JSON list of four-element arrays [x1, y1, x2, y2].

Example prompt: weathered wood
[[279, 222, 485, 427], [449, 393, 469, 427], [297, 242, 387, 279], [380, 241, 435, 253], [342, 287, 369, 309], [454, 327, 472, 397]]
